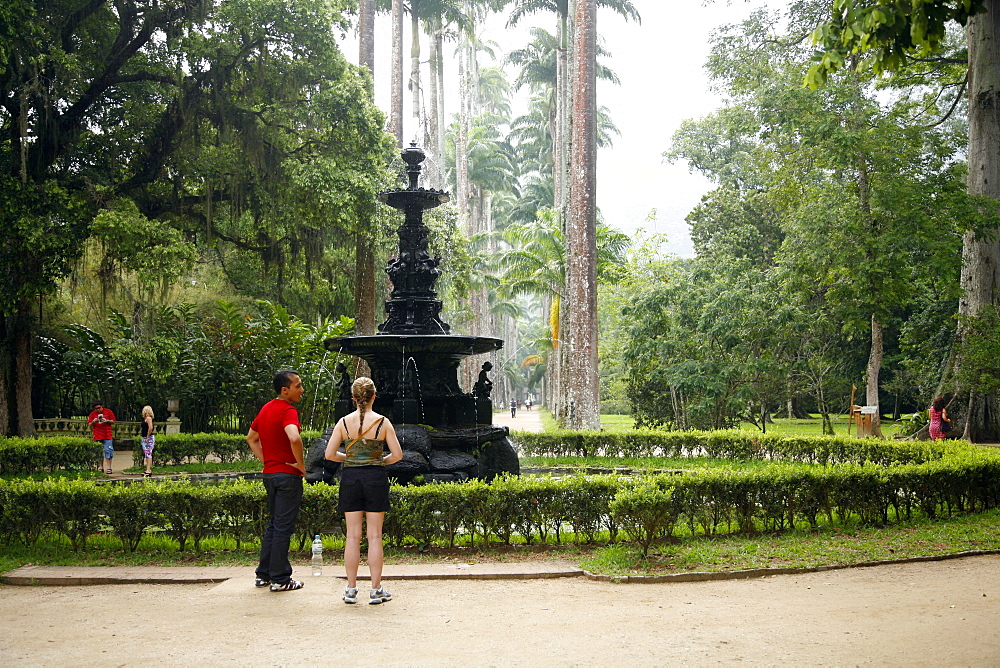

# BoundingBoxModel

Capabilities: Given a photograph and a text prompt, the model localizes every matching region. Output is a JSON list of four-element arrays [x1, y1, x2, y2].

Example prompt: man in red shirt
[[248, 369, 306, 591], [88, 402, 117, 475]]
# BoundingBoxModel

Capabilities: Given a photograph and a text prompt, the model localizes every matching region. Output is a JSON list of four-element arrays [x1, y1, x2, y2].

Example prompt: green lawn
[[597, 413, 909, 439]]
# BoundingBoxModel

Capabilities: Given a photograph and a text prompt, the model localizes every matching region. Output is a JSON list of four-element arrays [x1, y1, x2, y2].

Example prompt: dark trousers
[[256, 473, 303, 585]]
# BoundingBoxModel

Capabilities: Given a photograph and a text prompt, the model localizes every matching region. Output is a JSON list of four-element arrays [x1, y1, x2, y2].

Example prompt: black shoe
[[254, 577, 270, 587], [270, 579, 304, 592]]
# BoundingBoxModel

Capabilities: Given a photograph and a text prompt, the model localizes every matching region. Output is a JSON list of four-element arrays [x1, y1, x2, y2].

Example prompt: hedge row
[[139, 433, 258, 467], [0, 437, 97, 474], [2, 430, 951, 476], [0, 433, 260, 474], [513, 429, 949, 466], [3, 444, 999, 552]]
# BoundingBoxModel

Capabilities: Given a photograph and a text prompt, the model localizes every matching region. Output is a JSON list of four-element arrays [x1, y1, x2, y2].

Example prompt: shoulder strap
[[344, 416, 386, 453]]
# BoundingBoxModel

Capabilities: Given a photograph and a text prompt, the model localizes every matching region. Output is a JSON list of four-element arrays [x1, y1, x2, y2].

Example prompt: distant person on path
[[510, 398, 517, 418], [88, 401, 116, 475], [139, 405, 155, 477], [526, 398, 532, 411], [325, 377, 403, 605], [928, 395, 951, 440], [247, 369, 307, 592]]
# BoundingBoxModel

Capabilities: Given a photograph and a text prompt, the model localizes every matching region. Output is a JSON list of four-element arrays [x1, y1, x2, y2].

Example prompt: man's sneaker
[[254, 577, 270, 588], [269, 579, 304, 592], [369, 587, 392, 604], [343, 587, 358, 604]]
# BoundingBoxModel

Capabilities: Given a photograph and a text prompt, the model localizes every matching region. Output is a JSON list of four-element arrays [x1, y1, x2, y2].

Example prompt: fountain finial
[[402, 142, 424, 190]]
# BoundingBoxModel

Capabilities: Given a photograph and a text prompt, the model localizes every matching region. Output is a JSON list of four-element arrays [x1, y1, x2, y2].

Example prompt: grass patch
[[580, 509, 1000, 577], [735, 415, 908, 439], [599, 414, 635, 431], [519, 455, 797, 471], [121, 460, 263, 475], [528, 411, 910, 438]]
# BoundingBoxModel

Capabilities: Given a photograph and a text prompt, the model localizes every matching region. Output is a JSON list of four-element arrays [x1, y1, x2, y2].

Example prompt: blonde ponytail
[[352, 376, 376, 433]]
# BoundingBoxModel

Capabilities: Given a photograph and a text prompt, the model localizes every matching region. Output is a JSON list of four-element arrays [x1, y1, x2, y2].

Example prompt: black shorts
[[338, 466, 390, 513]]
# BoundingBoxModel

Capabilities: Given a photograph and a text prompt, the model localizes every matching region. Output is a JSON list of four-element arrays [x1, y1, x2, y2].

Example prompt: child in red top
[[88, 402, 116, 474]]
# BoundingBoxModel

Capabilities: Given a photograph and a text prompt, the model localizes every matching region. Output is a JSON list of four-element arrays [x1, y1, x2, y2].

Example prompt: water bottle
[[311, 535, 323, 576]]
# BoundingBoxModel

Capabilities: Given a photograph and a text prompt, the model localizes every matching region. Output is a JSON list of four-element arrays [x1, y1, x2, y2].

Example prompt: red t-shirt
[[88, 408, 116, 440], [250, 399, 302, 476]]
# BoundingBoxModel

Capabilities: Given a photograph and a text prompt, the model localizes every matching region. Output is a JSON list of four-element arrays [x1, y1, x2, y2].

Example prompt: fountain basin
[[330, 334, 502, 359], [325, 334, 502, 429]]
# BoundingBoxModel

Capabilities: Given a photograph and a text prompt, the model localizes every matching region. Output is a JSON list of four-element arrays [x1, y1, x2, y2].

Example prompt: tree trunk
[[554, 12, 571, 212], [359, 0, 375, 78], [565, 0, 600, 430], [390, 0, 405, 146], [435, 29, 447, 179], [0, 314, 9, 435], [866, 314, 884, 438], [427, 25, 441, 185], [957, 1, 1000, 442], [13, 301, 35, 436], [410, 8, 423, 142], [355, 0, 378, 345]]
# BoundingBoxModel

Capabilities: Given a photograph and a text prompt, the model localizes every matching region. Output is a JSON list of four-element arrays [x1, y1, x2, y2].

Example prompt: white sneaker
[[343, 587, 358, 604], [369, 587, 392, 604]]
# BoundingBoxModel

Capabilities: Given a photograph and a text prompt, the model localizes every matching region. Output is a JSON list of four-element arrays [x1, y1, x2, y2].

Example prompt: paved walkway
[[2, 561, 582, 586], [491, 407, 544, 433], [2, 556, 998, 665]]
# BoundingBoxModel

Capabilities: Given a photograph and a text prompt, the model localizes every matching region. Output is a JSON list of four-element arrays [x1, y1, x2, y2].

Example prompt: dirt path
[[3, 555, 998, 666]]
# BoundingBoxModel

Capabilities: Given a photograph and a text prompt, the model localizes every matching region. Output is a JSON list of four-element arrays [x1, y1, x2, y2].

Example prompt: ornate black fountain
[[306, 144, 519, 484]]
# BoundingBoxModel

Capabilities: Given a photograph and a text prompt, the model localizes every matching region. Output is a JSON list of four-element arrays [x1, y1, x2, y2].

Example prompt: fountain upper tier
[[323, 144, 503, 430]]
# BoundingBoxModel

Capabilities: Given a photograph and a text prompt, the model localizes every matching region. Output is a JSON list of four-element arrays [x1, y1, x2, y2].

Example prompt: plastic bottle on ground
[[311, 535, 323, 576]]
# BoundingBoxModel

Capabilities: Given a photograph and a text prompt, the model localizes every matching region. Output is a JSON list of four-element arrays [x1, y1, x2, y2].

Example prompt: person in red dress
[[928, 395, 951, 440]]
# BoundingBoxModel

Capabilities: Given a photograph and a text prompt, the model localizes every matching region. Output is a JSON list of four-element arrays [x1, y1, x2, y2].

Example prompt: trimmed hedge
[[0, 436, 97, 474], [3, 431, 999, 553], [144, 433, 258, 467], [2, 440, 999, 552], [513, 429, 948, 466], [0, 433, 259, 475]]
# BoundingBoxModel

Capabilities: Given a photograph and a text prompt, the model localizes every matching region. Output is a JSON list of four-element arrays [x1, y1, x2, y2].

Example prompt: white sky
[[337, 1, 773, 258]]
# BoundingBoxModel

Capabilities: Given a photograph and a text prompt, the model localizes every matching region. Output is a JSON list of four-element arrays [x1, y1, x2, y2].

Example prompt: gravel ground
[[2, 555, 998, 666]]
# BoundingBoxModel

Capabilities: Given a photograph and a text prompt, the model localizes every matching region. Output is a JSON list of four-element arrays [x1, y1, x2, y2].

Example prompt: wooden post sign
[[856, 405, 878, 437]]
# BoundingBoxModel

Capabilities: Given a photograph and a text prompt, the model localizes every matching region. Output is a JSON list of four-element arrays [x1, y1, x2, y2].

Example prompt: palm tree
[[566, 0, 599, 429], [355, 0, 378, 341], [494, 210, 628, 419], [507, 0, 638, 211]]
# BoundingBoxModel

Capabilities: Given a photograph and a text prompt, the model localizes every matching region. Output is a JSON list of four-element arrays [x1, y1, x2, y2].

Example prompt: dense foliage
[[0, 0, 395, 435], [600, 5, 975, 431], [32, 301, 353, 432]]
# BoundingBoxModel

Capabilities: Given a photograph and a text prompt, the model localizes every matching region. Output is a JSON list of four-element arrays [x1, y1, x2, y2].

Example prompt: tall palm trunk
[[410, 5, 424, 144], [390, 0, 405, 146], [554, 11, 571, 212], [435, 29, 447, 178], [565, 0, 599, 430], [427, 24, 441, 185], [355, 0, 378, 341], [956, 1, 1000, 442], [359, 0, 375, 76]]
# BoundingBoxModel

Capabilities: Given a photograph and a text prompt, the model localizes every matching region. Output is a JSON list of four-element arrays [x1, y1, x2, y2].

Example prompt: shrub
[[610, 477, 679, 556]]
